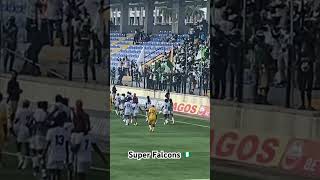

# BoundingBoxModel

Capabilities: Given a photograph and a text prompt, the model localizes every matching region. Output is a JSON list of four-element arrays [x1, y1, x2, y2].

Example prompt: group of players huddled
[[0, 94, 107, 180], [112, 91, 175, 132]]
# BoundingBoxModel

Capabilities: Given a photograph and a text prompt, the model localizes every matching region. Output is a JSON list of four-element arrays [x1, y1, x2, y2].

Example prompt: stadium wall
[[211, 101, 320, 179], [212, 100, 320, 139], [111, 86, 210, 119], [0, 75, 107, 112]]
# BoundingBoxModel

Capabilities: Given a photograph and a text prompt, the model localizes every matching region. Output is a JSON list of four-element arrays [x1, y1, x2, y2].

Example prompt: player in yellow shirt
[[147, 105, 157, 132], [0, 93, 8, 167]]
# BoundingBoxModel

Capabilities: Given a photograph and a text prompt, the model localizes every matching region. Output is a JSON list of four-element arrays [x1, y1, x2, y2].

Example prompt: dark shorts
[[298, 72, 313, 91]]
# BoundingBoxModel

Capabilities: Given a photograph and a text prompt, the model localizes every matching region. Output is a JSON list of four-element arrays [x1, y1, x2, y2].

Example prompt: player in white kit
[[29, 101, 48, 177], [13, 100, 33, 169], [62, 97, 74, 134], [131, 101, 141, 126], [61, 97, 75, 179], [43, 112, 70, 180], [114, 93, 120, 115], [71, 130, 107, 180], [162, 99, 170, 125], [118, 94, 125, 118], [124, 99, 132, 126]]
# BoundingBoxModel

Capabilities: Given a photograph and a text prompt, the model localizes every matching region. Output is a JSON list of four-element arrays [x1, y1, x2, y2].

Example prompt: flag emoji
[[184, 152, 191, 158]]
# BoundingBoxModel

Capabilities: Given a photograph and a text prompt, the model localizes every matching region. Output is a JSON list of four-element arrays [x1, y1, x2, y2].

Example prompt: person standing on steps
[[3, 16, 18, 73], [79, 19, 96, 83]]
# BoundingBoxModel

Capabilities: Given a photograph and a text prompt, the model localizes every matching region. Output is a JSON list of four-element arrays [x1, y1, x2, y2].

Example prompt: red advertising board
[[173, 102, 198, 115], [280, 139, 320, 177], [173, 102, 210, 118], [212, 130, 288, 167]]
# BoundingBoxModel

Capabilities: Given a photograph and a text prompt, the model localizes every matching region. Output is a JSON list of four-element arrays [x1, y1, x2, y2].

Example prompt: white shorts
[[30, 135, 46, 150], [76, 161, 91, 173], [71, 132, 82, 146], [47, 160, 65, 170], [14, 125, 30, 143]]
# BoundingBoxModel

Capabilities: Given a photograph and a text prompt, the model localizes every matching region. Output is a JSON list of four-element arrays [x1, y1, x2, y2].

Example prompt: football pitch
[[0, 142, 108, 180], [0, 112, 109, 180], [110, 111, 210, 180]]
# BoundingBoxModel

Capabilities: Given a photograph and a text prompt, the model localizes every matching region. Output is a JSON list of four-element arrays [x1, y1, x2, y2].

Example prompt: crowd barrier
[[212, 100, 320, 139], [111, 85, 210, 119]]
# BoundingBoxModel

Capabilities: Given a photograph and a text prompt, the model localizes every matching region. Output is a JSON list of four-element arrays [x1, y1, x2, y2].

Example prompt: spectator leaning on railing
[[213, 0, 320, 108]]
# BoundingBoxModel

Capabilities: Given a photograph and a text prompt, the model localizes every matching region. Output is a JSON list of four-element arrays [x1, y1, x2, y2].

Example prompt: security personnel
[[79, 23, 96, 83], [3, 16, 18, 73]]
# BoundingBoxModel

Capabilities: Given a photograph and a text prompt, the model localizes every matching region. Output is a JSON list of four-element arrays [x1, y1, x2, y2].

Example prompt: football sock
[[22, 157, 28, 169], [32, 156, 39, 169]]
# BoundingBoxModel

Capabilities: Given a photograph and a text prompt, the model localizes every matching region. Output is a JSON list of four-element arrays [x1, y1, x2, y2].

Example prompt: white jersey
[[46, 126, 70, 163], [131, 103, 139, 116], [32, 108, 47, 135], [119, 96, 125, 110], [162, 102, 170, 115], [30, 109, 48, 150], [114, 96, 120, 107], [14, 108, 33, 127], [73, 133, 95, 163], [124, 102, 132, 116], [14, 108, 33, 143], [33, 109, 47, 123]]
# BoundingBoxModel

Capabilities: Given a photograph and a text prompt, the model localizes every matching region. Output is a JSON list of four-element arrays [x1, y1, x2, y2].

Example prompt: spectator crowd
[[213, 0, 320, 109], [111, 19, 210, 96], [1, 0, 109, 82]]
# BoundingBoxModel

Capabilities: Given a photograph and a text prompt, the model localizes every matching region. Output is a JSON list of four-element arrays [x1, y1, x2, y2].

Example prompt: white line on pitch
[[2, 152, 109, 172], [175, 121, 209, 128]]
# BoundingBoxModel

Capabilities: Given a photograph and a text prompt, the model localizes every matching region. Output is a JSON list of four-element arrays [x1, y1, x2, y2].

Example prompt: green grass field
[[110, 111, 210, 180]]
